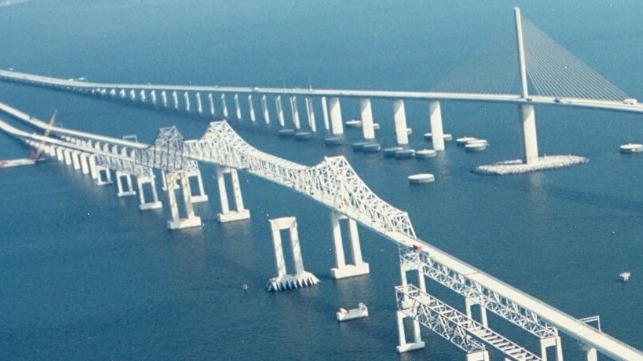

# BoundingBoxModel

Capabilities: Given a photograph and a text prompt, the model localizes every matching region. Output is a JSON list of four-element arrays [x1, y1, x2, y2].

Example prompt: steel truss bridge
[[0, 7, 641, 361]]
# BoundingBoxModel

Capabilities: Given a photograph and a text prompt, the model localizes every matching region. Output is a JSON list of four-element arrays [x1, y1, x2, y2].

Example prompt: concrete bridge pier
[[172, 91, 179, 110], [305, 97, 316, 132], [395, 310, 425, 353], [196, 92, 203, 114], [115, 171, 136, 197], [329, 97, 344, 135], [79, 153, 90, 175], [208, 92, 215, 116], [139, 89, 146, 103], [360, 98, 376, 140], [184, 91, 191, 112], [275, 95, 285, 127], [55, 147, 64, 162], [289, 96, 301, 130], [221, 94, 229, 118], [164, 171, 202, 230], [136, 170, 162, 210], [216, 166, 250, 223], [581, 345, 597, 361], [129, 89, 136, 101], [393, 99, 409, 146], [161, 90, 168, 107], [247, 94, 256, 122], [540, 335, 564, 361], [186, 168, 208, 203], [88, 155, 99, 180], [429, 100, 446, 151], [266, 216, 320, 292], [321, 96, 330, 132], [150, 90, 157, 105], [71, 151, 81, 170], [330, 212, 369, 279], [465, 297, 488, 328], [63, 149, 72, 165], [119, 89, 126, 99], [234, 93, 242, 120], [95, 166, 113, 185], [261, 95, 270, 125], [520, 103, 539, 164], [161, 170, 179, 191]]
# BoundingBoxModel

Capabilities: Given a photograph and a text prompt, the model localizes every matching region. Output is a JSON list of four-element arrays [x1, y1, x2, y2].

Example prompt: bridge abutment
[[216, 166, 250, 223], [330, 212, 370, 279], [266, 216, 319, 291], [165, 171, 202, 230]]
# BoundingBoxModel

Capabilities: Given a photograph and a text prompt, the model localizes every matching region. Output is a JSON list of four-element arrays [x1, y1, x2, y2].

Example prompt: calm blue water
[[0, 1, 642, 360]]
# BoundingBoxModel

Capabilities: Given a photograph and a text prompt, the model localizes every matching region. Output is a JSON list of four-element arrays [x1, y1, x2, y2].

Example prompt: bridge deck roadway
[[0, 92, 641, 360], [1, 69, 643, 115]]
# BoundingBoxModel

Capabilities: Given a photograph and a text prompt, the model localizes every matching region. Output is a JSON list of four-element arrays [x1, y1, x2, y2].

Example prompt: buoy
[[620, 272, 631, 282]]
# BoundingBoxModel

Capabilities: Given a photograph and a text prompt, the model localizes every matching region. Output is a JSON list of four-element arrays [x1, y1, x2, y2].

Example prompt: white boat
[[0, 158, 36, 168], [408, 173, 435, 184], [619, 143, 643, 153], [336, 303, 368, 321]]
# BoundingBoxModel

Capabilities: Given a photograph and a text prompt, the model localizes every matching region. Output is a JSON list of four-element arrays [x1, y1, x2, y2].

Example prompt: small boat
[[415, 149, 437, 159], [324, 137, 343, 146], [620, 272, 631, 282], [408, 173, 435, 184], [456, 136, 478, 146], [383, 147, 403, 157], [336, 303, 369, 322], [395, 149, 416, 159], [0, 158, 36, 168], [345, 119, 362, 128], [619, 143, 643, 154]]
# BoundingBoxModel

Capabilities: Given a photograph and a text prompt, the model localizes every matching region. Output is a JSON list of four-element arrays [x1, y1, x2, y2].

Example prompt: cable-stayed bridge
[[0, 7, 641, 361]]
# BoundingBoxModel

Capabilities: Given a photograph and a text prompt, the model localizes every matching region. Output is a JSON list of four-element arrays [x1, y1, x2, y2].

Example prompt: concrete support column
[[261, 95, 270, 125], [234, 93, 242, 120], [79, 153, 90, 175], [136, 170, 162, 210], [360, 98, 375, 140], [116, 171, 136, 197], [71, 151, 81, 170], [275, 95, 285, 127], [329, 97, 344, 135], [466, 350, 490, 361], [429, 100, 445, 151], [63, 149, 72, 165], [393, 99, 409, 146], [221, 93, 229, 118], [208, 92, 215, 115], [465, 298, 488, 328], [96, 166, 112, 185], [184, 91, 191, 112], [330, 212, 370, 279], [321, 96, 330, 132], [289, 96, 301, 129], [151, 90, 157, 105], [88, 155, 98, 180], [186, 168, 209, 203], [266, 216, 320, 292], [140, 89, 146, 103], [196, 92, 203, 114], [540, 335, 564, 361], [55, 147, 64, 162], [248, 94, 256, 122], [129, 89, 136, 101], [583, 346, 597, 361], [216, 166, 250, 223], [396, 311, 426, 353], [119, 89, 126, 99], [305, 97, 316, 132], [520, 103, 539, 164], [161, 90, 168, 107], [165, 171, 202, 230], [172, 91, 179, 110]]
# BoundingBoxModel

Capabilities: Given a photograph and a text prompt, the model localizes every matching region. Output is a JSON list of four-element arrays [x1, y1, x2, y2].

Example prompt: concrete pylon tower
[[330, 212, 370, 279], [216, 166, 250, 223]]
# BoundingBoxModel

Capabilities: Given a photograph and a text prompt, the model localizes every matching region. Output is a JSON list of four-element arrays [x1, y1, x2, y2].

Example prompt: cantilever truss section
[[183, 121, 417, 241], [134, 126, 198, 172], [399, 246, 557, 339]]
